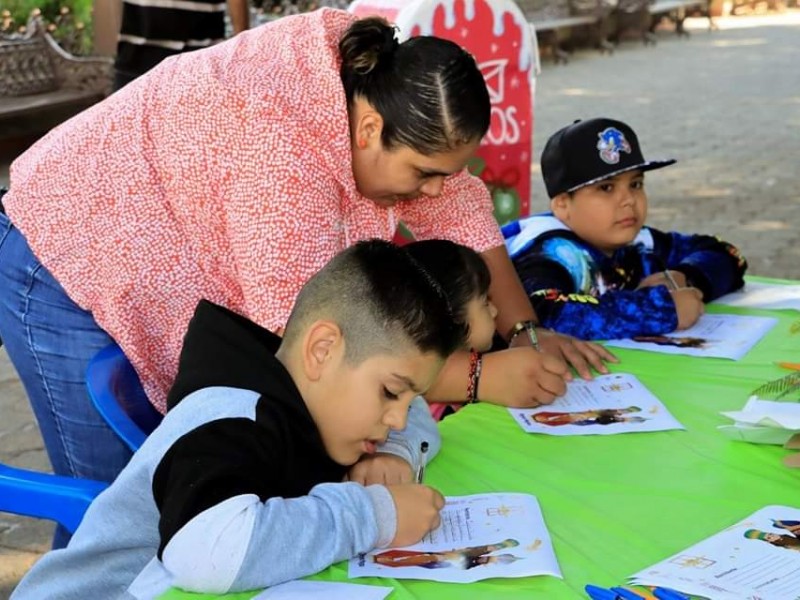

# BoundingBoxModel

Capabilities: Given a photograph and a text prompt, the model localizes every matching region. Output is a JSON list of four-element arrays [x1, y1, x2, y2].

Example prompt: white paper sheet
[[508, 373, 683, 436], [714, 282, 800, 311], [605, 314, 778, 360], [722, 398, 800, 430], [348, 493, 561, 583], [252, 580, 393, 600], [717, 423, 799, 446], [628, 505, 800, 600]]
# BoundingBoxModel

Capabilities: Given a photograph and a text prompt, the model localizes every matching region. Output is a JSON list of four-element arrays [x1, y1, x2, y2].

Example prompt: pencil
[[663, 270, 679, 291], [415, 441, 429, 483]]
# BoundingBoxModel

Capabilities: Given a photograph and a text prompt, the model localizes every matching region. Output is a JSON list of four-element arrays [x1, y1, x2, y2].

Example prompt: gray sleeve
[[378, 396, 441, 468], [161, 482, 396, 594]]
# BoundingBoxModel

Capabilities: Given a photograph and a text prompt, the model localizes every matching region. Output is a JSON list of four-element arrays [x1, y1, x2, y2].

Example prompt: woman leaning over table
[[0, 9, 612, 543]]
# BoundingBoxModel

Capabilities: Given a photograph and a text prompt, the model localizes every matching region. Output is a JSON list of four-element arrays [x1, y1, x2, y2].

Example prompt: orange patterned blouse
[[5, 9, 502, 412]]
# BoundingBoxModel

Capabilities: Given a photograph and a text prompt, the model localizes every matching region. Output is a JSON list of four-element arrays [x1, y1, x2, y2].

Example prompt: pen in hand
[[415, 441, 429, 484], [663, 270, 680, 291]]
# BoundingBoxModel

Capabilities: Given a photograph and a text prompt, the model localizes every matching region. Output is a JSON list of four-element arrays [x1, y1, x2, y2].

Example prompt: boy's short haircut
[[404, 239, 490, 337], [282, 239, 465, 364], [541, 118, 676, 198]]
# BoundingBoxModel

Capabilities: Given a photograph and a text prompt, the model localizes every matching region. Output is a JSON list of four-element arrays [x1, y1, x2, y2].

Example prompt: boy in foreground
[[12, 240, 462, 599]]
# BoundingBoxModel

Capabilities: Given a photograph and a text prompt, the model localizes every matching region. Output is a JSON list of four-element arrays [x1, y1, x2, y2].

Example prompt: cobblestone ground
[[0, 11, 798, 598]]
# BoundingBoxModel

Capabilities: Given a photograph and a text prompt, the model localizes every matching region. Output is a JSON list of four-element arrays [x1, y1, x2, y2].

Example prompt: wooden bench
[[0, 16, 112, 140], [517, 0, 615, 64], [649, 0, 716, 36]]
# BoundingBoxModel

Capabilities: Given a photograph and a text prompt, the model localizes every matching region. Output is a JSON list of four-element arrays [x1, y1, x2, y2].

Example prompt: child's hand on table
[[386, 483, 445, 547], [346, 453, 413, 485], [670, 287, 705, 330]]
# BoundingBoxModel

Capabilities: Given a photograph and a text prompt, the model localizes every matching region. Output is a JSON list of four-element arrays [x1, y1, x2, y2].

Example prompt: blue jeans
[[0, 210, 133, 547]]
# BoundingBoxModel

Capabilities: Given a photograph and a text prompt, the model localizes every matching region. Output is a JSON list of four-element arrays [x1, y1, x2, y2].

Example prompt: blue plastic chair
[[85, 343, 162, 452], [0, 344, 161, 534], [0, 463, 107, 534]]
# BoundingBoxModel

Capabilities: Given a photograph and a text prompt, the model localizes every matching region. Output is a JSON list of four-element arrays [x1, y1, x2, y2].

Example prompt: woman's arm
[[481, 244, 538, 338]]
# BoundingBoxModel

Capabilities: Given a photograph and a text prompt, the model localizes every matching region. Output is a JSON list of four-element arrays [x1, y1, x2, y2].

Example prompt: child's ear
[[302, 320, 342, 381], [550, 193, 571, 221]]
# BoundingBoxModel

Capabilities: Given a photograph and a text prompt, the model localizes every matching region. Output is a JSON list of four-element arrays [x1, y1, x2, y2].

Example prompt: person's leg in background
[[112, 68, 139, 92], [0, 209, 134, 548]]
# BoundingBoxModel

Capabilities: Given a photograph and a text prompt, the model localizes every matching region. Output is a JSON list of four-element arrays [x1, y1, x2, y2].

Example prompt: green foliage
[[2, 0, 94, 54]]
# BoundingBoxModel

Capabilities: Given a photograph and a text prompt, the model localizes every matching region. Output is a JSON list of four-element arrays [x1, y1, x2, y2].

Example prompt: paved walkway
[[530, 11, 800, 280], [1, 11, 799, 598]]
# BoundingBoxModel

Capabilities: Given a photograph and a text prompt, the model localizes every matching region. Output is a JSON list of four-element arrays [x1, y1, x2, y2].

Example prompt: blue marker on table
[[611, 586, 649, 599], [653, 587, 690, 600], [585, 584, 621, 600]]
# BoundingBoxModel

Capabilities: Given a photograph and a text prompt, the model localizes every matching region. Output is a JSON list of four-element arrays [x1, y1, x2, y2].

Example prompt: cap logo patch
[[596, 127, 632, 165]]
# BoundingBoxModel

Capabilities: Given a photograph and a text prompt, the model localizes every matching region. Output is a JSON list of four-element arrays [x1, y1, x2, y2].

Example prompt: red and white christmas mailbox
[[349, 0, 537, 224]]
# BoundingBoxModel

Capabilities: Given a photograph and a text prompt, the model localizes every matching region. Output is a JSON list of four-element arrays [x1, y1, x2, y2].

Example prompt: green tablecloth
[[161, 291, 799, 599]]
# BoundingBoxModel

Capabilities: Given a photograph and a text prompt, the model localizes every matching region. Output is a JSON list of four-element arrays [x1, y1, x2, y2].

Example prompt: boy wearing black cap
[[502, 117, 747, 341]]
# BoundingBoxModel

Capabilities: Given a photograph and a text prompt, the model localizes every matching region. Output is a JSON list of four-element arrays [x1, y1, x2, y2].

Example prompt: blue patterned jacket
[[502, 214, 747, 340]]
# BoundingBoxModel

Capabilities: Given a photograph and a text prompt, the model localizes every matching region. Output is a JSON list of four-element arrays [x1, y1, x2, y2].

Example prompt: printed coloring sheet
[[628, 505, 800, 600], [508, 373, 683, 436], [348, 493, 561, 583], [605, 313, 778, 360], [714, 281, 800, 311]]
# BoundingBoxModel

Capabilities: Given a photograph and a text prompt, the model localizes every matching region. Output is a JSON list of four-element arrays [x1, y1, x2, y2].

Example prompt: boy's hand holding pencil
[[386, 483, 445, 547]]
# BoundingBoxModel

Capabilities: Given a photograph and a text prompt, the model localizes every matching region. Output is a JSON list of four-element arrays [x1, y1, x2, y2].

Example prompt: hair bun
[[377, 24, 399, 61], [339, 17, 399, 76]]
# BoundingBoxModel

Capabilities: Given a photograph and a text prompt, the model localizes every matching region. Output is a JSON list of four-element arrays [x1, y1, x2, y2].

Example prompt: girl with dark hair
[[404, 239, 497, 420], [0, 10, 611, 547]]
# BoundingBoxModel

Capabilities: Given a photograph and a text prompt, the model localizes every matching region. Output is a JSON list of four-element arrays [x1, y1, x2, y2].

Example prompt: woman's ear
[[550, 193, 571, 222], [351, 98, 383, 150], [302, 320, 342, 382]]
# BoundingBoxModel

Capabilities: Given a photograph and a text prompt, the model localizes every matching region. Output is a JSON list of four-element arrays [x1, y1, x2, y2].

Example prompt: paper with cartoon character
[[508, 373, 683, 436], [605, 313, 778, 360], [348, 493, 561, 583], [628, 505, 800, 599]]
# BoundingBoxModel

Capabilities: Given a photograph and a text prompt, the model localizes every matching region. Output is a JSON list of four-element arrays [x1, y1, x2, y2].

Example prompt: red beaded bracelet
[[466, 350, 484, 404]]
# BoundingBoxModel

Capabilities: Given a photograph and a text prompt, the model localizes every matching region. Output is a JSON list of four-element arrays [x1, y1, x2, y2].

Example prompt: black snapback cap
[[541, 118, 676, 198]]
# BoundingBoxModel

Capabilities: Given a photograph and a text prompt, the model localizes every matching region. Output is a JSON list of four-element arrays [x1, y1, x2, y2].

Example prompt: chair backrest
[[0, 463, 107, 533], [85, 343, 162, 453]]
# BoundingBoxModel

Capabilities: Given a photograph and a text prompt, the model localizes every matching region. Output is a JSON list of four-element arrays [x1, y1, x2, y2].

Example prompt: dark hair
[[282, 239, 465, 364], [770, 535, 800, 549], [404, 239, 490, 342], [339, 17, 491, 154], [594, 411, 622, 425]]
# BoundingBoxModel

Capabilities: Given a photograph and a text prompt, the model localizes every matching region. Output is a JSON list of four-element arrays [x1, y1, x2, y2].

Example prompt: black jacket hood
[[166, 300, 284, 411]]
